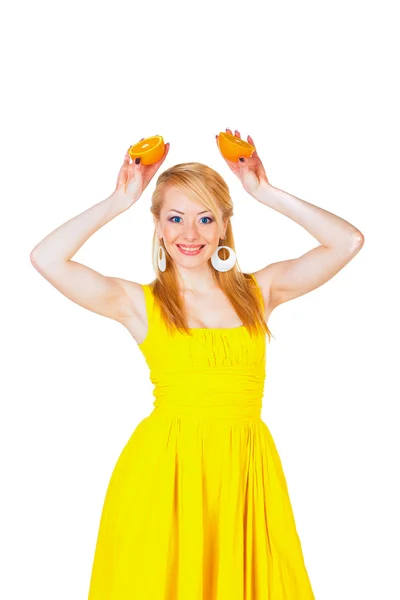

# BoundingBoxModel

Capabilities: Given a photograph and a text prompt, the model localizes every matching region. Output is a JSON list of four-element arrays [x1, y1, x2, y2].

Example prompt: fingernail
[[239, 157, 245, 162], [135, 157, 141, 164]]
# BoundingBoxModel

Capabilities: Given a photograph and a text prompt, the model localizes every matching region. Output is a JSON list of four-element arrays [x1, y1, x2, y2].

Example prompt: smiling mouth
[[176, 244, 206, 254]]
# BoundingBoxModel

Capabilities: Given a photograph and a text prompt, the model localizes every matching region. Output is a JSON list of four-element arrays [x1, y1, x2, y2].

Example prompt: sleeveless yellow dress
[[88, 275, 315, 599]]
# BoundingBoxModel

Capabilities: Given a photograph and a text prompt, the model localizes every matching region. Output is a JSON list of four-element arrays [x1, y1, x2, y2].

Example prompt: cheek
[[203, 223, 220, 241], [162, 223, 177, 241], [209, 228, 222, 245]]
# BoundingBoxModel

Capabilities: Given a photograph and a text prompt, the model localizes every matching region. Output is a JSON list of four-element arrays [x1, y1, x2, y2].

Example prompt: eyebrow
[[167, 209, 211, 215]]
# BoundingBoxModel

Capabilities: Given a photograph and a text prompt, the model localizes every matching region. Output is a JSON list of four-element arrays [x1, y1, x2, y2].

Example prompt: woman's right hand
[[113, 140, 170, 208]]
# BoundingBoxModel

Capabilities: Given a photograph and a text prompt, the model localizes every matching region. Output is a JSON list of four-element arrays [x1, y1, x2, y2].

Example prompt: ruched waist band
[[149, 367, 265, 420]]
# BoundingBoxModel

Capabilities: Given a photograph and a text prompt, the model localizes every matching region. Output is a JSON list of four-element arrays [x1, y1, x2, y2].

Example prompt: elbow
[[347, 231, 364, 256], [30, 246, 46, 270], [30, 248, 39, 268], [350, 230, 364, 250], [355, 231, 365, 248]]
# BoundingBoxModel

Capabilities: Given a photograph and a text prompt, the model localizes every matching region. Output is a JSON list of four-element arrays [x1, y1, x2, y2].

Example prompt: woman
[[31, 128, 364, 599]]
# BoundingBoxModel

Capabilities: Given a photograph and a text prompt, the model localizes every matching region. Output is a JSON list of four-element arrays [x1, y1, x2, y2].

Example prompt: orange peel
[[217, 132, 255, 162], [128, 135, 165, 165]]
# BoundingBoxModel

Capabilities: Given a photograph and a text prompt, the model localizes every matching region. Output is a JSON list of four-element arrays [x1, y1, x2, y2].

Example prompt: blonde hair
[[149, 162, 273, 342]]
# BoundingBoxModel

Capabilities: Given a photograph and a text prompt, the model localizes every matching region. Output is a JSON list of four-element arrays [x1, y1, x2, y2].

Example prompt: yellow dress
[[88, 275, 315, 599]]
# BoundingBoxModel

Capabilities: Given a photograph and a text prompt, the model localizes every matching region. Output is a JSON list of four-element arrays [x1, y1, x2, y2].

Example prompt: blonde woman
[[31, 128, 364, 599]]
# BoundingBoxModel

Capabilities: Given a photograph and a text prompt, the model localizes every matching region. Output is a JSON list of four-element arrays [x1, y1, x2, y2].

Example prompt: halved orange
[[128, 135, 165, 165], [217, 132, 255, 162]]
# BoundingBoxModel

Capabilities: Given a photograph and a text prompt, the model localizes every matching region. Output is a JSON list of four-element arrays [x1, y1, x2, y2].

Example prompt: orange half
[[128, 135, 165, 165], [217, 132, 255, 162]]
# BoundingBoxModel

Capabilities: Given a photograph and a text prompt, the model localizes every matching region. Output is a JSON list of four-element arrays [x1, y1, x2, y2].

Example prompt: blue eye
[[169, 216, 213, 224]]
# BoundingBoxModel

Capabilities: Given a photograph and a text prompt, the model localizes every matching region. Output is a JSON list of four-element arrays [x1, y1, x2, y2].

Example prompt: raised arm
[[30, 194, 139, 322], [216, 128, 364, 311], [250, 183, 364, 311], [30, 143, 170, 322]]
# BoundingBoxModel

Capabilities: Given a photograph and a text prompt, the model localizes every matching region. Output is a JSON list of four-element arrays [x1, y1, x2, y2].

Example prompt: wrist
[[252, 179, 274, 202], [109, 190, 139, 211]]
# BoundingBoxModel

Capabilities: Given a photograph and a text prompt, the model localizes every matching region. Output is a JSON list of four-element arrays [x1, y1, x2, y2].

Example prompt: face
[[155, 186, 226, 266]]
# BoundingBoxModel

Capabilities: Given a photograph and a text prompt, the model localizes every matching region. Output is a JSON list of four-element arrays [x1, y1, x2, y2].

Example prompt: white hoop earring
[[157, 243, 166, 272], [211, 242, 237, 272]]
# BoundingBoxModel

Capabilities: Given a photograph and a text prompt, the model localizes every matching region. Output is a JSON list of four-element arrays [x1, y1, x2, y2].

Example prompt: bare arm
[[216, 129, 364, 311], [30, 193, 137, 321], [251, 182, 364, 310], [30, 143, 170, 322]]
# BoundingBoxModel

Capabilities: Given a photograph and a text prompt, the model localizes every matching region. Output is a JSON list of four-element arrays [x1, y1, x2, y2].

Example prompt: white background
[[1, 0, 399, 598]]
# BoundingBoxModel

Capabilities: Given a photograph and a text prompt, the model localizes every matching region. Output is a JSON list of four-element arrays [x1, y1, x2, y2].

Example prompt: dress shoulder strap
[[143, 280, 157, 307], [141, 283, 157, 339], [248, 273, 265, 313]]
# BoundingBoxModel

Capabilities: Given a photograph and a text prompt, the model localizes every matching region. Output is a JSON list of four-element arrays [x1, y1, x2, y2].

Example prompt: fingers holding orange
[[246, 134, 259, 155], [225, 128, 243, 140], [216, 130, 255, 162], [155, 141, 170, 164]]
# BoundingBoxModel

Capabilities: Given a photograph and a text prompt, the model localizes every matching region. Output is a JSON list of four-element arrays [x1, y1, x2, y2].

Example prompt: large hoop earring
[[157, 242, 166, 272], [211, 239, 237, 272]]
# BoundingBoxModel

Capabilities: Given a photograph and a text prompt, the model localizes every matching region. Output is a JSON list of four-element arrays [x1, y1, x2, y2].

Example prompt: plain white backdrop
[[2, 0, 399, 598]]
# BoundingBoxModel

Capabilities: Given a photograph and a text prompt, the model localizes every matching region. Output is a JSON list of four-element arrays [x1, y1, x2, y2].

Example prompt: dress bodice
[[137, 274, 267, 420]]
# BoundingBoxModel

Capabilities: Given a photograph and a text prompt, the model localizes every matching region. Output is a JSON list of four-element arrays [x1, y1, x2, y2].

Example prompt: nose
[[183, 225, 201, 241]]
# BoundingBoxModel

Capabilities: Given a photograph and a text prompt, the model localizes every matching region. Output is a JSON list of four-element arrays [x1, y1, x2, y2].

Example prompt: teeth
[[178, 245, 203, 250]]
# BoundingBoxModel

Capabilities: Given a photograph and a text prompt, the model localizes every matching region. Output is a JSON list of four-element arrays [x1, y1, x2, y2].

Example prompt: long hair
[[149, 162, 274, 342]]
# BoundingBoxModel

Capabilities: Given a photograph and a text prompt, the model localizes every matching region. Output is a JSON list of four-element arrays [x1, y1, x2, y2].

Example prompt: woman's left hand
[[216, 128, 270, 196]]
